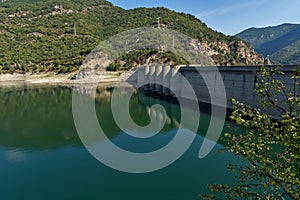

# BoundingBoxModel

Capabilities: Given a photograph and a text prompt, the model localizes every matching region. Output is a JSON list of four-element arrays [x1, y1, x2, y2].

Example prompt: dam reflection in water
[[0, 84, 243, 200]]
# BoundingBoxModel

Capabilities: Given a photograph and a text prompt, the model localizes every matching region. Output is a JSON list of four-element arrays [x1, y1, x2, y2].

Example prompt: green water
[[0, 83, 242, 200]]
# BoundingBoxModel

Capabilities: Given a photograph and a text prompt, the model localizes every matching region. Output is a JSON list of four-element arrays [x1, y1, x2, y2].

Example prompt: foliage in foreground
[[202, 66, 300, 199]]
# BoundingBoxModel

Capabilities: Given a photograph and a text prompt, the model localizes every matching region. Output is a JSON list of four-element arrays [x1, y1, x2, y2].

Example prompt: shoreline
[[0, 71, 133, 86]]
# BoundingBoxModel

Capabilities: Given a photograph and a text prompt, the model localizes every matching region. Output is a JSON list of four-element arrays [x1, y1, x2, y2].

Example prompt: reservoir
[[0, 83, 244, 200]]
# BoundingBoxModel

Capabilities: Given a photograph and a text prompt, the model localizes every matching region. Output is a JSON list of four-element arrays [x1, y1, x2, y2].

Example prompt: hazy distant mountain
[[236, 23, 300, 65]]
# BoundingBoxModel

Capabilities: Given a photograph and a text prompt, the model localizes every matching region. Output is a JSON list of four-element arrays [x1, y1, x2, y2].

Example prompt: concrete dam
[[128, 65, 299, 118]]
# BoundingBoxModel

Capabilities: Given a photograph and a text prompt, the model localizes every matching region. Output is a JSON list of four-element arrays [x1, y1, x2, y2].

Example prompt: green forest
[[0, 0, 260, 74]]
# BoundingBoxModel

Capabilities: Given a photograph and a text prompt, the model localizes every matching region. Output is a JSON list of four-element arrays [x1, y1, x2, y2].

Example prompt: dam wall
[[128, 65, 299, 118]]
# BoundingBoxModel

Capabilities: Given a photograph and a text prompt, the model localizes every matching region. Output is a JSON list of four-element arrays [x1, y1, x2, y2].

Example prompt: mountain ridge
[[236, 23, 300, 65], [0, 0, 264, 74]]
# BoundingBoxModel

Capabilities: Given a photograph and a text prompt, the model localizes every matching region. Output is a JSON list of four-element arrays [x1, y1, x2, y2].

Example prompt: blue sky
[[109, 0, 300, 35]]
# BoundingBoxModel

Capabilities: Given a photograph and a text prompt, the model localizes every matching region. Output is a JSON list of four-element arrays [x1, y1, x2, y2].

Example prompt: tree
[[202, 66, 300, 199]]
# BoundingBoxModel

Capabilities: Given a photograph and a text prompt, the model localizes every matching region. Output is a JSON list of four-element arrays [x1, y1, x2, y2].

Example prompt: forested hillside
[[236, 23, 300, 65], [0, 0, 264, 73]]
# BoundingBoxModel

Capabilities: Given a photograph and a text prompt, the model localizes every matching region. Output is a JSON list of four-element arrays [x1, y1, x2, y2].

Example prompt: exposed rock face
[[108, 39, 265, 70], [235, 41, 265, 65], [200, 40, 264, 66]]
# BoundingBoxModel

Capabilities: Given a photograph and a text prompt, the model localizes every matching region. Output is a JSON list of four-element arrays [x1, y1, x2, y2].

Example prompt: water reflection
[[0, 83, 235, 150], [0, 84, 181, 150], [0, 84, 243, 200], [6, 150, 28, 163], [0, 84, 79, 149]]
